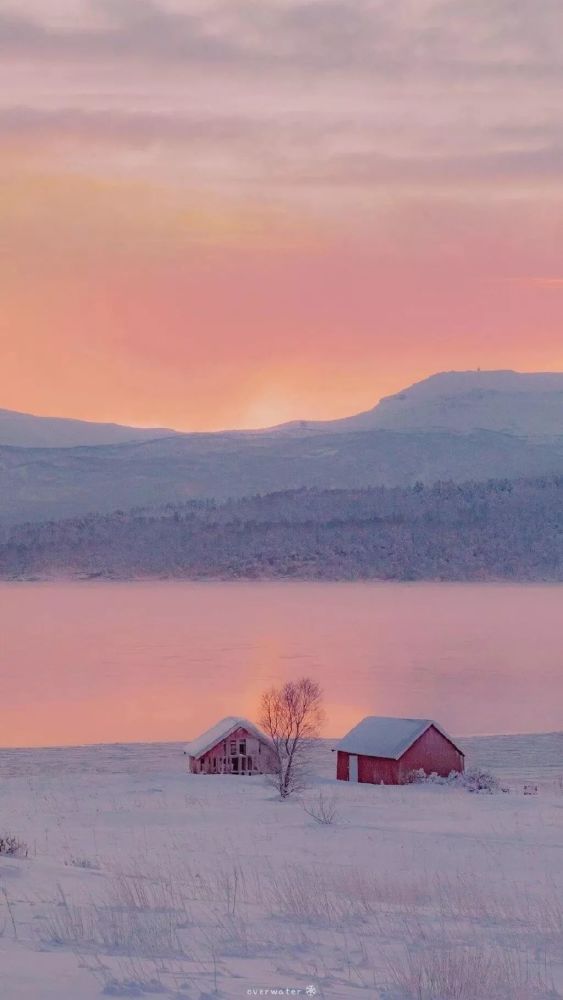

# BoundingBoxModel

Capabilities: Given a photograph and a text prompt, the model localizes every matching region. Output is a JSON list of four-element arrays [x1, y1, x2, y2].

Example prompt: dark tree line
[[1, 477, 563, 581]]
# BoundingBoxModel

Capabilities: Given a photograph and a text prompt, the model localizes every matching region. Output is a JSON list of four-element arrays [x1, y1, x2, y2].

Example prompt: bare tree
[[259, 677, 324, 799]]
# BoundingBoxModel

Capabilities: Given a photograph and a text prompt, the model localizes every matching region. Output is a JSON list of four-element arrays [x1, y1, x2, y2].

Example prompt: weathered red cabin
[[184, 716, 277, 776], [335, 716, 464, 785]]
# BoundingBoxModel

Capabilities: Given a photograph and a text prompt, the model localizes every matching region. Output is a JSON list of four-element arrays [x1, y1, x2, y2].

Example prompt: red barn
[[335, 716, 464, 785], [184, 716, 277, 776]]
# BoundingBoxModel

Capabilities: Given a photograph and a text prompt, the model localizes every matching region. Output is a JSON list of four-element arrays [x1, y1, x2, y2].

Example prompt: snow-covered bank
[[1, 734, 562, 998]]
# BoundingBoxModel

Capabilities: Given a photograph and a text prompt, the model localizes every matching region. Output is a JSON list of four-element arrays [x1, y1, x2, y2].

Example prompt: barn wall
[[337, 751, 400, 783], [398, 725, 464, 781], [358, 756, 400, 783], [336, 751, 348, 780]]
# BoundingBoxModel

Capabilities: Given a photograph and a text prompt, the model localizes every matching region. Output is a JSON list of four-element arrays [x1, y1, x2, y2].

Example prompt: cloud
[[525, 277, 563, 288], [0, 106, 266, 145], [1, 0, 562, 79], [0, 1, 271, 68], [2, 1, 563, 209], [275, 144, 563, 189]]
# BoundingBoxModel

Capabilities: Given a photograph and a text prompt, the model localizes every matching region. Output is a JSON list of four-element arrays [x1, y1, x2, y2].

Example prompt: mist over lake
[[1, 580, 561, 748]]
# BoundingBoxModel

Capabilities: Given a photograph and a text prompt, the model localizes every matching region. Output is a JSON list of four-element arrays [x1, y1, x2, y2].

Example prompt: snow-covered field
[[1, 735, 563, 999]]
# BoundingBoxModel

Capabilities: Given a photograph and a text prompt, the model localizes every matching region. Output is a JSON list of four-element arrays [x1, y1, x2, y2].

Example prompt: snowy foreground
[[1, 735, 563, 1000]]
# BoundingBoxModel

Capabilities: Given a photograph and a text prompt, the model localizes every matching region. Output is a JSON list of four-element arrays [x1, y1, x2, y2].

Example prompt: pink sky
[[1, 0, 563, 430]]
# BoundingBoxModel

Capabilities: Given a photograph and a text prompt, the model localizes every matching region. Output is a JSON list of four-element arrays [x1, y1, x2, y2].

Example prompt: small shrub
[[0, 833, 28, 858], [67, 856, 100, 871], [406, 768, 503, 794], [455, 768, 501, 794], [406, 769, 449, 786], [301, 790, 340, 825], [406, 768, 427, 784]]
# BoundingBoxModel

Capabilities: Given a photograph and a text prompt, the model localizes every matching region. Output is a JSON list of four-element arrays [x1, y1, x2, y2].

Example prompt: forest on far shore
[[1, 477, 562, 582]]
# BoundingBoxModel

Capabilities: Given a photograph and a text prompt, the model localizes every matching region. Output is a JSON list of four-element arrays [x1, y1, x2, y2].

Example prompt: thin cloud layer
[[2, 1, 562, 77], [2, 0, 563, 199]]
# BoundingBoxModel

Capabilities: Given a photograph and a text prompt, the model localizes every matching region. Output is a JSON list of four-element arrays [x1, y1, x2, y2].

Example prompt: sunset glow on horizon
[[2, 1, 563, 431]]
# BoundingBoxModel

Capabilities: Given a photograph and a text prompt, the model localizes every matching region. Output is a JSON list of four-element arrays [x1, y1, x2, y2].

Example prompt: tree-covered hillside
[[2, 478, 563, 581]]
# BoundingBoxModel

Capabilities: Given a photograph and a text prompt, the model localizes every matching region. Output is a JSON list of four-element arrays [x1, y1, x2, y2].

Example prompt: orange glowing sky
[[1, 0, 563, 430]]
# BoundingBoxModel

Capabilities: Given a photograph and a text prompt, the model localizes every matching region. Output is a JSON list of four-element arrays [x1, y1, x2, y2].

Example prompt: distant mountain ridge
[[0, 408, 177, 448], [3, 370, 563, 447], [2, 370, 563, 525]]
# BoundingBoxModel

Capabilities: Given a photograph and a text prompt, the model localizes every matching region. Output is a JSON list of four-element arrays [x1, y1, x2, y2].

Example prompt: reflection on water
[[0, 581, 561, 747]]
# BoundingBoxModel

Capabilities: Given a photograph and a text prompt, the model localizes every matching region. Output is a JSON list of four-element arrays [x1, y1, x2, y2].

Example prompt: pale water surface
[[0, 581, 561, 747]]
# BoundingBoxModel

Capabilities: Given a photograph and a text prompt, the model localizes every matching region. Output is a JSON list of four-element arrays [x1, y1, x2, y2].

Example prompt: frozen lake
[[1, 580, 562, 747]]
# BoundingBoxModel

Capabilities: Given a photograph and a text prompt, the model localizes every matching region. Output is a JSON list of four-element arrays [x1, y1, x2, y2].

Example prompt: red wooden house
[[335, 716, 464, 785], [184, 716, 277, 776]]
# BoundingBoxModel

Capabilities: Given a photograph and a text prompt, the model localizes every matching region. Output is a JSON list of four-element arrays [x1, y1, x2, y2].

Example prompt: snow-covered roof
[[335, 716, 463, 760], [184, 716, 271, 759]]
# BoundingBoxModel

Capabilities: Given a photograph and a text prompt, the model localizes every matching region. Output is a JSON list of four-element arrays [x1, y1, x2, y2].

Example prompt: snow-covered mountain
[[0, 408, 177, 448], [3, 371, 563, 447], [331, 370, 563, 437]]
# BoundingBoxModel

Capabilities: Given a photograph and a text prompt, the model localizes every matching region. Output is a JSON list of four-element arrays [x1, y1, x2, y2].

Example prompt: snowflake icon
[[305, 988, 317, 997]]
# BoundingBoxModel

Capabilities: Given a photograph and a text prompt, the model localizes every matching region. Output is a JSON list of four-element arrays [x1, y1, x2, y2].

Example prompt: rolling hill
[[0, 408, 177, 448]]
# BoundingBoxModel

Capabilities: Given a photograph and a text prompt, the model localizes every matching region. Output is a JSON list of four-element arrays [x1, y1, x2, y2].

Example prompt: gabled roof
[[335, 716, 463, 760], [184, 716, 272, 759]]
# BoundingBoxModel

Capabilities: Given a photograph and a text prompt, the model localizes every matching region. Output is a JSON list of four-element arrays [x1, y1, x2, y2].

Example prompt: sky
[[1, 0, 563, 431]]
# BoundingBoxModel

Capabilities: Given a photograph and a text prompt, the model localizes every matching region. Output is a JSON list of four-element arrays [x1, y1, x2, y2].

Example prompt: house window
[[230, 740, 236, 755], [239, 741, 246, 755]]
